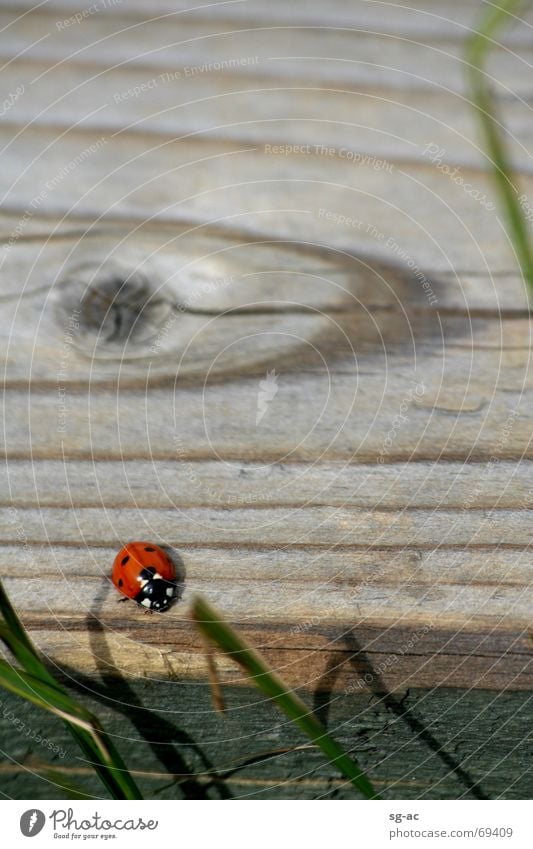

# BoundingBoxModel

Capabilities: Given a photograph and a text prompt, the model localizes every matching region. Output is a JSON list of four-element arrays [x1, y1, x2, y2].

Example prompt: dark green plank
[[0, 679, 531, 800]]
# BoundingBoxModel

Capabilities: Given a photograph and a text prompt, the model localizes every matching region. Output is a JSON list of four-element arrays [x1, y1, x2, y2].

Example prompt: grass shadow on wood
[[313, 632, 488, 800]]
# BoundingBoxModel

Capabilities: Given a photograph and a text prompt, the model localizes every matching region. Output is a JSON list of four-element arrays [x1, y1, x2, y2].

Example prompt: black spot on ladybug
[[144, 547, 156, 552], [121, 555, 130, 566], [118, 578, 123, 587]]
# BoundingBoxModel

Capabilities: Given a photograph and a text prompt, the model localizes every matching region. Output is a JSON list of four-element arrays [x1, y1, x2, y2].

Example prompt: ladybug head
[[134, 567, 177, 612]]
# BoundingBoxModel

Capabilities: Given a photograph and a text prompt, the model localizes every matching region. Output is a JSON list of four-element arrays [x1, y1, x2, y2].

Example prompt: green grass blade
[[466, 0, 533, 294], [191, 595, 378, 799], [0, 580, 46, 665], [0, 655, 142, 799], [0, 659, 102, 733], [0, 580, 142, 799], [0, 623, 60, 685], [0, 660, 141, 799]]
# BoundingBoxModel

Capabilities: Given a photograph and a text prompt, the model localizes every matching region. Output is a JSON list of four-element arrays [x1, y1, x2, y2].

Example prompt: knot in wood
[[57, 262, 176, 355]]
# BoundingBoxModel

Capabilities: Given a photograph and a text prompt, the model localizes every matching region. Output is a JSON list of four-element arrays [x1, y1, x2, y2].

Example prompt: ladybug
[[112, 541, 178, 612]]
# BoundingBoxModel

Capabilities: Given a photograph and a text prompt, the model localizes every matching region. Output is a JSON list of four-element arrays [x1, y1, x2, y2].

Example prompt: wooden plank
[[4, 505, 533, 551], [1, 370, 531, 461], [3, 576, 531, 678], [1, 223, 530, 311], [2, 618, 532, 692], [0, 71, 469, 165], [1, 503, 532, 644], [0, 536, 530, 690], [5, 0, 533, 43], [6, 0, 533, 44], [0, 0, 531, 802], [0, 124, 523, 271], [3, 559, 530, 626], [0, 7, 531, 98], [5, 458, 533, 509], [2, 542, 532, 585], [0, 683, 530, 799], [2, 62, 533, 172], [2, 298, 533, 384]]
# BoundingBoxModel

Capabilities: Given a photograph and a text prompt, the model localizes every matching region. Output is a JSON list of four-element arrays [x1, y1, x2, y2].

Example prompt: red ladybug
[[112, 541, 178, 612]]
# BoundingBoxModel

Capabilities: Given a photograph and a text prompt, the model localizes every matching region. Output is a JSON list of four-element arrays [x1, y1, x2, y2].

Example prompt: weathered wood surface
[[0, 684, 530, 799], [0, 0, 531, 798]]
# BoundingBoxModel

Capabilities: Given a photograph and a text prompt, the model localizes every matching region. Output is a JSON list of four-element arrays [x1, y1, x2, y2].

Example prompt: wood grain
[[1, 124, 529, 275], [0, 0, 532, 800], [4, 458, 533, 509], [0, 683, 530, 799]]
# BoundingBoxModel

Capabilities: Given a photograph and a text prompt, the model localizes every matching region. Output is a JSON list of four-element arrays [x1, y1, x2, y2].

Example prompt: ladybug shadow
[[65, 568, 233, 799]]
